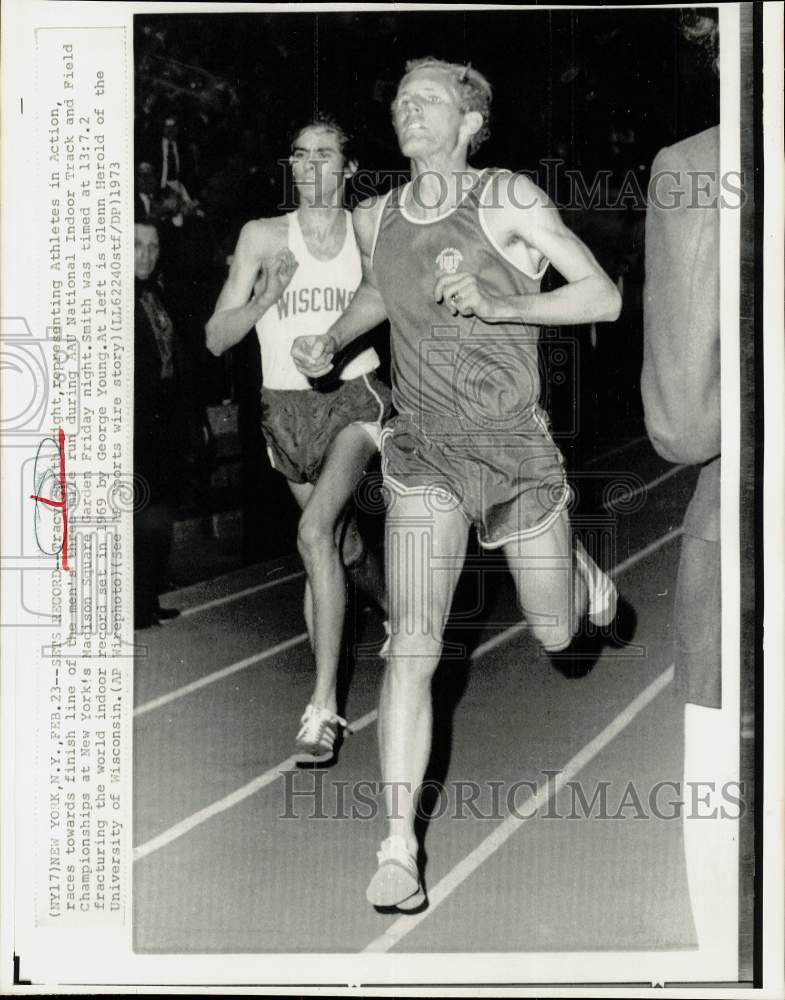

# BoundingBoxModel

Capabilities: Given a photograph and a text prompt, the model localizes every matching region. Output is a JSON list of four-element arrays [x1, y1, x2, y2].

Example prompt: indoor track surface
[[133, 428, 704, 954]]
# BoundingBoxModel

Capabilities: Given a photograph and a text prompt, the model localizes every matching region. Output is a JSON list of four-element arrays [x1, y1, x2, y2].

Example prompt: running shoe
[[366, 834, 424, 909], [575, 541, 618, 627], [293, 703, 347, 766]]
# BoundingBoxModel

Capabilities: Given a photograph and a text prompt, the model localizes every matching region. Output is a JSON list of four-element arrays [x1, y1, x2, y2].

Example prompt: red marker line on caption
[[29, 427, 70, 571]]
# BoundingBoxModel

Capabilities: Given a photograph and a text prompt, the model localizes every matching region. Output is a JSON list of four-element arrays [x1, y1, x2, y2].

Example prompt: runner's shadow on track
[[546, 594, 639, 680]]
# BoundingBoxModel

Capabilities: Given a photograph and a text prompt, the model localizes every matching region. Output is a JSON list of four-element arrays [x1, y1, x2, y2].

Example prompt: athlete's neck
[[407, 155, 478, 220], [294, 202, 347, 259], [297, 200, 343, 219]]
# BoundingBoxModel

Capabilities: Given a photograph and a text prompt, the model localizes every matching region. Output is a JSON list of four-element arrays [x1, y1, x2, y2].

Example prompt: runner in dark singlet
[[292, 60, 622, 908]]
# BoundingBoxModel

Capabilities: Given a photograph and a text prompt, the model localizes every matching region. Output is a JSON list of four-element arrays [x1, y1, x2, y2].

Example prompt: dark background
[[136, 8, 719, 191]]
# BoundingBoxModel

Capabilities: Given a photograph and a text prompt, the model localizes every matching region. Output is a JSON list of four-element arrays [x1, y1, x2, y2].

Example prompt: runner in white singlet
[[206, 116, 391, 766]]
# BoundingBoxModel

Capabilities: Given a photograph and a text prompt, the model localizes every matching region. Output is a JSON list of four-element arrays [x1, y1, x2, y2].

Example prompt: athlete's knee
[[386, 609, 445, 661], [385, 633, 442, 684], [296, 510, 334, 560]]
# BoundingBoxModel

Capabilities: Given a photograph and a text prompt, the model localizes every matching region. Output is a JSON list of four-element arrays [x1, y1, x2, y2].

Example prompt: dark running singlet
[[371, 168, 548, 431]]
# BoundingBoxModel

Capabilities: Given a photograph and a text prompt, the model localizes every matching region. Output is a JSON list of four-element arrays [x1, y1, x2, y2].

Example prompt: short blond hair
[[401, 57, 492, 154]]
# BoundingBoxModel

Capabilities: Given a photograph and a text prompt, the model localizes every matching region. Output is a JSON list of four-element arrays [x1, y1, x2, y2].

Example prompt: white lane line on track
[[601, 465, 687, 511], [134, 633, 309, 718], [135, 527, 684, 719], [611, 526, 683, 577], [585, 434, 649, 466], [133, 707, 379, 861], [176, 570, 306, 618], [362, 663, 675, 954], [133, 525, 682, 858], [163, 558, 299, 600]]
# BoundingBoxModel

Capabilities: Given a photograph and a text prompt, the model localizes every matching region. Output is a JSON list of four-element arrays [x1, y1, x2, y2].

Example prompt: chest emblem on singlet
[[435, 247, 464, 274]]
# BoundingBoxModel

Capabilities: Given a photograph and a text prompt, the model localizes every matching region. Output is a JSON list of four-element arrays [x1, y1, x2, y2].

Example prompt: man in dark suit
[[136, 161, 164, 222], [138, 112, 200, 205]]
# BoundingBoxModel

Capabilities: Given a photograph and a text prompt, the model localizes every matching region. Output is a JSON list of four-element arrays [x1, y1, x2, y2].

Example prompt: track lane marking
[[601, 465, 688, 510], [586, 434, 649, 466], [133, 527, 682, 858], [133, 708, 379, 861], [167, 570, 306, 618], [611, 527, 683, 577], [134, 633, 309, 718], [362, 663, 675, 953], [137, 524, 683, 719]]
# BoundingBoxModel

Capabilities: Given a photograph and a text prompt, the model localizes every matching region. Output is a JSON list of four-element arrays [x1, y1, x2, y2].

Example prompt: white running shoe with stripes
[[293, 703, 347, 765]]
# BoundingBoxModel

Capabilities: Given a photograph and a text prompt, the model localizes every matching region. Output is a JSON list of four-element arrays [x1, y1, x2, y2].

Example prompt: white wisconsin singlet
[[255, 209, 379, 390]]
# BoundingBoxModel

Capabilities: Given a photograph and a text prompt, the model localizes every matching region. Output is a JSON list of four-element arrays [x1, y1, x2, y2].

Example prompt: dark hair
[[290, 113, 358, 165], [399, 57, 493, 155], [680, 9, 719, 75]]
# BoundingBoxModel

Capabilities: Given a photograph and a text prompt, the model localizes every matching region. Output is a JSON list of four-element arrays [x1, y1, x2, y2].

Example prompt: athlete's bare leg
[[501, 508, 615, 653], [296, 512, 385, 651], [289, 423, 379, 713], [377, 496, 469, 858], [500, 508, 584, 652]]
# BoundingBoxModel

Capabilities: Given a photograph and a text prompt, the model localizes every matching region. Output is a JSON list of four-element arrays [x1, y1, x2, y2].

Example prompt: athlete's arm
[[291, 198, 388, 378], [205, 220, 297, 357], [434, 174, 621, 326]]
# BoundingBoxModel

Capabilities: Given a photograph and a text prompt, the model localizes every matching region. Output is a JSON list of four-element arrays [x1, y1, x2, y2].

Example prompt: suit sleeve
[[641, 145, 721, 465]]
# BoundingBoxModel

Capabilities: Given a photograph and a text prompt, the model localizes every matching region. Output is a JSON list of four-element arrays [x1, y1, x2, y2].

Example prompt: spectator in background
[[641, 10, 732, 968], [134, 215, 210, 629], [136, 115, 218, 415], [138, 111, 201, 203], [136, 161, 162, 222]]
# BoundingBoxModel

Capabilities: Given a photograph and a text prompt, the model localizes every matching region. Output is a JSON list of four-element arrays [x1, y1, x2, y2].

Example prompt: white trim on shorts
[[476, 480, 570, 549], [352, 373, 387, 450], [378, 425, 472, 523], [477, 406, 570, 548], [380, 410, 570, 545]]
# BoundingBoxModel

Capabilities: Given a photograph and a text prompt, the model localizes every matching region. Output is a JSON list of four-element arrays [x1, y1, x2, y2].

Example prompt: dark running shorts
[[381, 407, 569, 548], [261, 373, 392, 485]]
